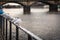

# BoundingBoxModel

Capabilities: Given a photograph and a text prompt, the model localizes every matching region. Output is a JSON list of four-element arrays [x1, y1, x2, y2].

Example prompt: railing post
[[2, 17, 5, 40], [16, 26, 19, 40], [6, 19, 8, 40], [28, 34, 32, 40], [9, 21, 12, 40]]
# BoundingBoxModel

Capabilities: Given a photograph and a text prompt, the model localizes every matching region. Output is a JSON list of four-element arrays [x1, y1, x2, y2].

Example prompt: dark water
[[2, 8, 60, 40]]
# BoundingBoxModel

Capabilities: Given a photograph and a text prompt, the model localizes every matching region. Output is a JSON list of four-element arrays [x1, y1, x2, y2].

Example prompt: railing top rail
[[0, 14, 43, 40], [13, 23, 42, 40]]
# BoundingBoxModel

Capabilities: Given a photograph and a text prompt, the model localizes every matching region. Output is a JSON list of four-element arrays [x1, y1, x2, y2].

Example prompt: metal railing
[[1, 14, 43, 40]]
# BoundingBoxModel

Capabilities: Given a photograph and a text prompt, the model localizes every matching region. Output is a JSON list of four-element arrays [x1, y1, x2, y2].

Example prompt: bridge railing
[[1, 14, 43, 40]]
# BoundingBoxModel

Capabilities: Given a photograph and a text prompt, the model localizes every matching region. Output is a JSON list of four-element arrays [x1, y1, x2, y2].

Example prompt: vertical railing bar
[[32, 38, 37, 40], [28, 34, 32, 40], [2, 17, 5, 40], [16, 26, 19, 40], [9, 21, 12, 40], [6, 19, 8, 40]]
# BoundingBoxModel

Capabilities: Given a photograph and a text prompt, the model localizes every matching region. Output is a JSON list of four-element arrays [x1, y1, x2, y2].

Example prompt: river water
[[3, 8, 60, 40]]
